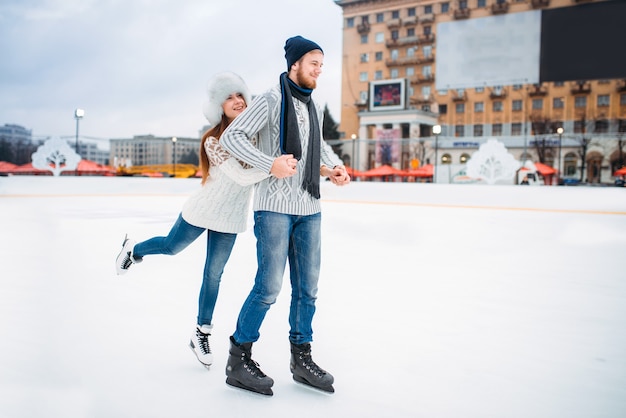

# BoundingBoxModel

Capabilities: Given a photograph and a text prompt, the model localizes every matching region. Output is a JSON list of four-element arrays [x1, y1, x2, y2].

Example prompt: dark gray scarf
[[279, 72, 321, 199]]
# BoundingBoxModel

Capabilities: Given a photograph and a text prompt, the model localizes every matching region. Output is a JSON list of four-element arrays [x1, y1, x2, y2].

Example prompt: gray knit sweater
[[181, 136, 268, 233], [220, 83, 342, 216]]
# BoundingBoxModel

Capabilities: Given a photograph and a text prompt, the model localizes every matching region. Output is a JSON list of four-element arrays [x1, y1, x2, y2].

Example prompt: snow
[[1, 176, 625, 418]]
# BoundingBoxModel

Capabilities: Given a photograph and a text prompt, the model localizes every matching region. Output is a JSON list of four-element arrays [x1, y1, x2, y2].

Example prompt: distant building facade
[[333, 0, 626, 183], [109, 135, 200, 168]]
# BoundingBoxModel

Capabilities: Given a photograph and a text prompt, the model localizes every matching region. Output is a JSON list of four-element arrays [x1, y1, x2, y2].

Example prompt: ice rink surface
[[1, 176, 625, 418]]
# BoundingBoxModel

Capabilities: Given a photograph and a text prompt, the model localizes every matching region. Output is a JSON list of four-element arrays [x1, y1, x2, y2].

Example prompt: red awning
[[614, 167, 626, 176], [400, 164, 434, 178], [360, 164, 405, 177], [533, 162, 557, 176]]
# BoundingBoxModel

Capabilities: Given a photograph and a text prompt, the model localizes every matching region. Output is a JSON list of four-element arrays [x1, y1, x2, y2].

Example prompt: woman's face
[[222, 92, 247, 122]]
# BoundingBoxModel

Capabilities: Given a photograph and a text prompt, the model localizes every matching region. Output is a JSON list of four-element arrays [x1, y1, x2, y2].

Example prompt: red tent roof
[[360, 164, 404, 177], [614, 167, 626, 176], [400, 164, 434, 178], [0, 161, 18, 172], [533, 162, 557, 176]]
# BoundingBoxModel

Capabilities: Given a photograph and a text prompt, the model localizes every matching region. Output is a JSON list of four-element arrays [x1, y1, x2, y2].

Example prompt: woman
[[114, 71, 295, 369]]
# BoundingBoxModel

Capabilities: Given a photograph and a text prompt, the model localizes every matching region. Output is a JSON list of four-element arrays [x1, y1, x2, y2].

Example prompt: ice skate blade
[[292, 374, 335, 394], [226, 377, 273, 396], [188, 343, 212, 369]]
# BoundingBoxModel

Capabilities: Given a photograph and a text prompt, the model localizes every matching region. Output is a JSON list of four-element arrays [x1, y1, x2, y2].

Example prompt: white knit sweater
[[181, 136, 268, 233]]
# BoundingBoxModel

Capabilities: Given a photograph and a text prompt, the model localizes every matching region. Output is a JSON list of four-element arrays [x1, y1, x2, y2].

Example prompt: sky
[[1, 176, 626, 418], [0, 0, 344, 145]]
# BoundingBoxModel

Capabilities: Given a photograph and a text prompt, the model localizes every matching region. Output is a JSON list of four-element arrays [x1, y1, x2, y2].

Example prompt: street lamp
[[557, 127, 563, 183], [432, 124, 441, 183], [171, 136, 177, 178], [74, 108, 84, 156]]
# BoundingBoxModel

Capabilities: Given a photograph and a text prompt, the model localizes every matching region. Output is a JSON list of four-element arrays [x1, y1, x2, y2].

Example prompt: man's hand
[[321, 165, 351, 186], [270, 154, 298, 178]]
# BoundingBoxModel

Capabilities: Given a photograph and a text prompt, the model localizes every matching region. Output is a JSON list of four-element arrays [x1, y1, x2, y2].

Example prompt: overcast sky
[[0, 0, 344, 145]]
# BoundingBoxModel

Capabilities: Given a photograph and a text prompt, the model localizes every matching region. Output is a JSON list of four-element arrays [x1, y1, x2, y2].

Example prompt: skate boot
[[290, 342, 335, 393], [115, 234, 142, 275], [225, 336, 274, 396], [189, 324, 213, 368]]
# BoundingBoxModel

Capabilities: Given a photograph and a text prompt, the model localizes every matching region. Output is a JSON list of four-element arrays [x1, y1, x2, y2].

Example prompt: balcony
[[452, 90, 467, 101], [490, 87, 508, 99], [491, 1, 509, 15], [357, 21, 370, 35], [528, 84, 548, 97], [387, 18, 402, 29], [385, 56, 421, 66], [386, 35, 419, 48], [453, 8, 471, 19], [419, 33, 436, 44], [410, 74, 435, 85], [617, 79, 626, 92], [410, 94, 434, 105], [403, 16, 417, 26], [570, 81, 591, 94], [531, 0, 550, 7], [420, 13, 435, 24]]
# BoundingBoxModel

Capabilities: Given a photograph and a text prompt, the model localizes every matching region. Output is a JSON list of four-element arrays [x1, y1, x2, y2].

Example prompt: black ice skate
[[225, 336, 274, 396], [290, 342, 335, 393]]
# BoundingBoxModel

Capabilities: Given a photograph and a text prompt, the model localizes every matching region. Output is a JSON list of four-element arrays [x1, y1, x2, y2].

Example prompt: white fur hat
[[202, 72, 251, 126]]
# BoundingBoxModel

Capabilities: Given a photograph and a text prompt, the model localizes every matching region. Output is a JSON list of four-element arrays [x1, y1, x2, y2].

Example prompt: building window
[[512, 84, 522, 90], [475, 102, 484, 112], [391, 49, 398, 60], [375, 51, 383, 61], [621, 94, 626, 106], [423, 45, 432, 58], [439, 104, 448, 114], [423, 65, 432, 76], [346, 17, 354, 28], [619, 119, 626, 133], [437, 89, 448, 96], [391, 30, 399, 40], [407, 27, 415, 37], [362, 15, 369, 23], [455, 125, 465, 137], [553, 97, 564, 109], [512, 100, 522, 111], [493, 123, 503, 136], [512, 123, 522, 136], [376, 13, 384, 23], [361, 35, 368, 44], [407, 47, 416, 57], [478, 0, 486, 7], [390, 69, 399, 78], [441, 3, 449, 13], [406, 67, 414, 76], [564, 152, 577, 176], [408, 7, 416, 16], [532, 99, 543, 110], [595, 119, 609, 133], [456, 103, 465, 113], [474, 125, 483, 137], [374, 70, 383, 80], [392, 10, 400, 19], [359, 72, 368, 82], [459, 0, 468, 9], [360, 91, 368, 103], [575, 96, 587, 108], [574, 120, 584, 133], [360, 53, 369, 63], [493, 101, 503, 112], [425, 5, 433, 14], [475, 87, 484, 93], [554, 81, 564, 87], [597, 95, 610, 107], [422, 86, 431, 98], [375, 33, 384, 43]]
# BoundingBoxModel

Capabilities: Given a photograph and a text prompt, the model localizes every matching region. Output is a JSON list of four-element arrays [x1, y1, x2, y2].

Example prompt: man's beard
[[296, 67, 317, 90]]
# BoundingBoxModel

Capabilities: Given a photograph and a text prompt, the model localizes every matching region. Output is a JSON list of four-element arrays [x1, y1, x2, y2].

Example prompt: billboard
[[369, 79, 406, 112]]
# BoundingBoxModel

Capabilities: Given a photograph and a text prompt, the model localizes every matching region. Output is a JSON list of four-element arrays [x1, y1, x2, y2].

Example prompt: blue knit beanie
[[284, 36, 323, 70]]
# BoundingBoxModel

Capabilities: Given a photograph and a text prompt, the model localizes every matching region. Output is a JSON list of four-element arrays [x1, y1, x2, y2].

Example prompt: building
[[333, 0, 626, 183], [109, 135, 200, 168]]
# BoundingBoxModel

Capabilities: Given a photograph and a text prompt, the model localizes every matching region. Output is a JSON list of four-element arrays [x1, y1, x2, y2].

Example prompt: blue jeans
[[233, 211, 321, 345], [133, 214, 237, 326]]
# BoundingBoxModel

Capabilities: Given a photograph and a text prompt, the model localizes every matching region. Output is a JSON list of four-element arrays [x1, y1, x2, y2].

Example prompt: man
[[220, 35, 350, 396]]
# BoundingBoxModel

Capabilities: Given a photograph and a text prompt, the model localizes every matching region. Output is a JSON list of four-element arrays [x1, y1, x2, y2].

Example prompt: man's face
[[292, 50, 324, 90]]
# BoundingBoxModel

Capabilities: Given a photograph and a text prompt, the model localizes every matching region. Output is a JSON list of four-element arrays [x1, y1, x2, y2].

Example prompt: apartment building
[[110, 135, 199, 168], [334, 0, 626, 183]]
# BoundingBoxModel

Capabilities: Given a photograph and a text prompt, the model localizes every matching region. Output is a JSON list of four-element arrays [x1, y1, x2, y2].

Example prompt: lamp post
[[74, 108, 84, 156], [432, 124, 441, 183], [351, 134, 357, 171], [171, 136, 177, 178], [557, 127, 563, 184]]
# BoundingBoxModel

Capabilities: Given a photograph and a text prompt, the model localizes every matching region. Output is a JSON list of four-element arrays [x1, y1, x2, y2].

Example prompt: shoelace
[[297, 351, 326, 378], [196, 330, 211, 355], [241, 353, 267, 378], [121, 252, 133, 269]]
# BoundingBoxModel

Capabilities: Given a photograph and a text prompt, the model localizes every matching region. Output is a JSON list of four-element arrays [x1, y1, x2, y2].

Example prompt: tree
[[322, 104, 344, 161]]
